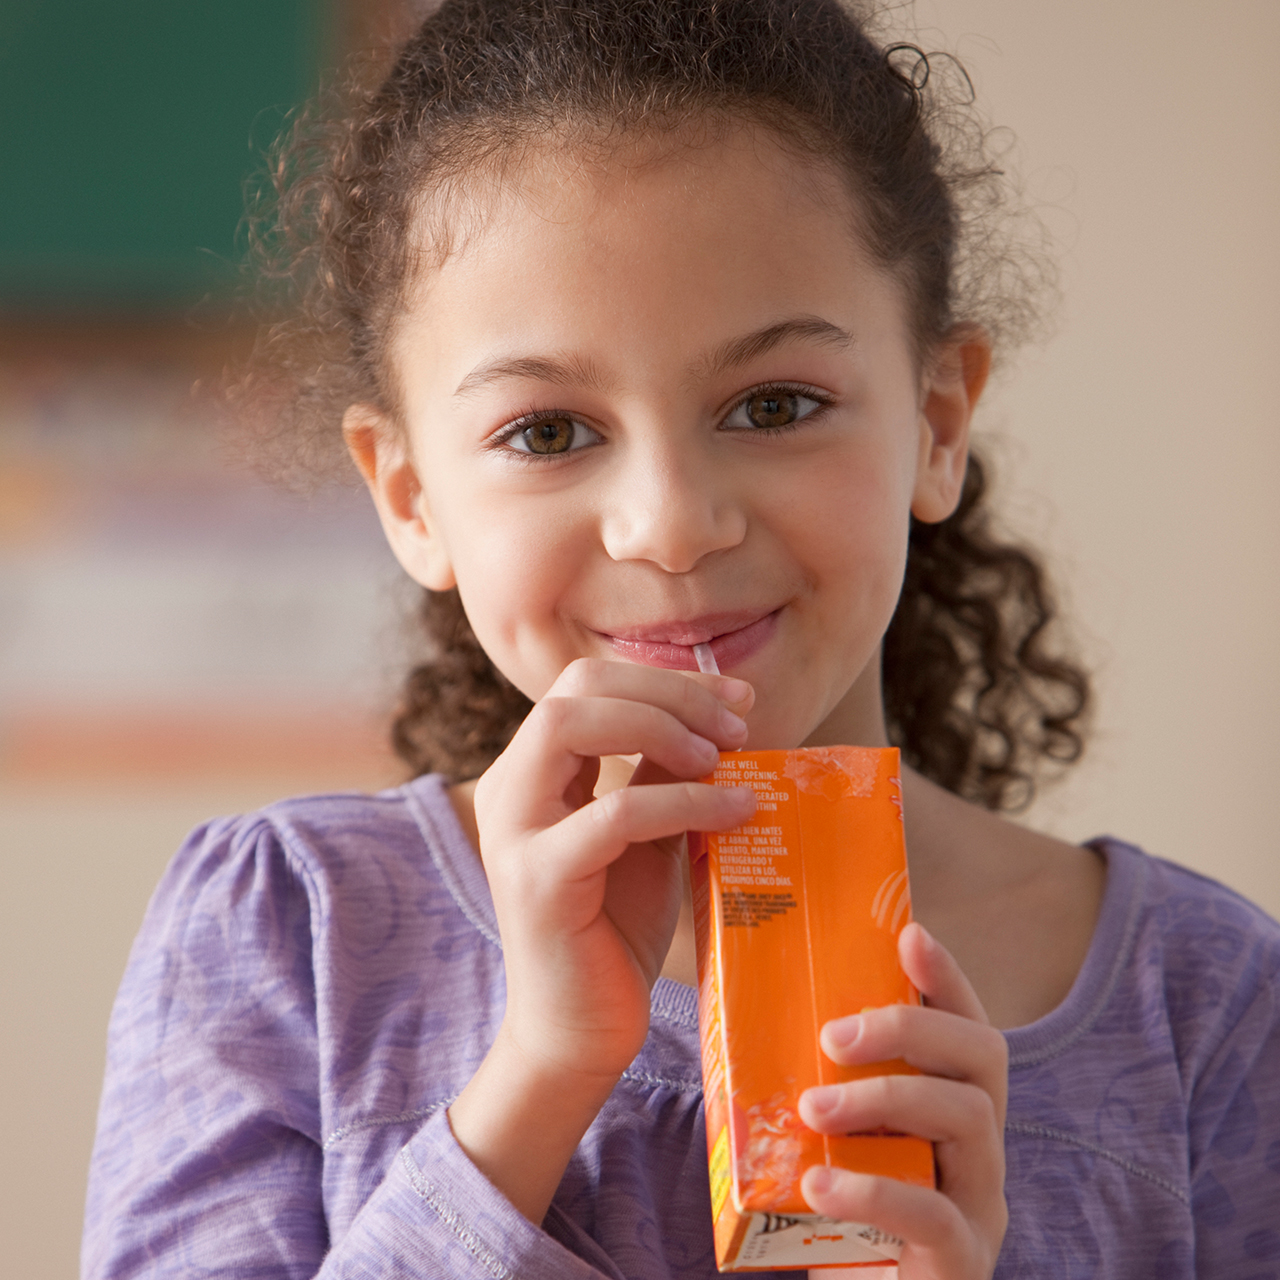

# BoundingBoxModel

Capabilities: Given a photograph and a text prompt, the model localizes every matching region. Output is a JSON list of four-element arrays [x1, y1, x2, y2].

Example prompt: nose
[[599, 444, 747, 573]]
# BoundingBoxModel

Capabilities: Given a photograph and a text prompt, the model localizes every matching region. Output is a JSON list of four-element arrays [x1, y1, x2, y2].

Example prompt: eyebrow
[[454, 353, 611, 399], [696, 316, 854, 378], [452, 315, 853, 399]]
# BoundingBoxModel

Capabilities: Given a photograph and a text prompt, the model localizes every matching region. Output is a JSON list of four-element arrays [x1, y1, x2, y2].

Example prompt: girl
[[83, 1, 1280, 1277]]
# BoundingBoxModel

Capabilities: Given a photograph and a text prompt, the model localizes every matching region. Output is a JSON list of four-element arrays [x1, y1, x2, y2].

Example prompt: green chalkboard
[[0, 0, 333, 311]]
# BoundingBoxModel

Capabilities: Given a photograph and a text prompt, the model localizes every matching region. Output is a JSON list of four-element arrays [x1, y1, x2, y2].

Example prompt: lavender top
[[83, 775, 1280, 1278]]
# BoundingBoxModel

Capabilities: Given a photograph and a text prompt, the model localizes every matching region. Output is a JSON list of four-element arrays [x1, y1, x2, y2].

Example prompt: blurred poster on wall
[[0, 328, 407, 790]]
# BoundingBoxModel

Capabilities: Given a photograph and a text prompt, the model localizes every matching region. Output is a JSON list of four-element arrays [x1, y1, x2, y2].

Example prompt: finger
[[496, 696, 729, 828], [818, 1004, 1008, 1098], [799, 1073, 999, 1151], [896, 923, 1008, 1131], [801, 1166, 977, 1258], [799, 1073, 1004, 1225], [897, 922, 988, 1024], [527, 780, 756, 885], [551, 657, 754, 725]]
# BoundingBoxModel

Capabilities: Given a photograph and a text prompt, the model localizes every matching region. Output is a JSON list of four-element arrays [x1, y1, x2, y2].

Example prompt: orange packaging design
[[689, 746, 935, 1272]]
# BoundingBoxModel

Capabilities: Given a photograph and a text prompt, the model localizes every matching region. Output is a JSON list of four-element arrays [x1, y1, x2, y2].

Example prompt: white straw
[[693, 642, 720, 675]]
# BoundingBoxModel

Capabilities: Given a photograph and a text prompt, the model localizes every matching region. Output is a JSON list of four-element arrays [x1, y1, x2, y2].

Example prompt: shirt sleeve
[[1188, 935, 1280, 1276], [81, 815, 620, 1280]]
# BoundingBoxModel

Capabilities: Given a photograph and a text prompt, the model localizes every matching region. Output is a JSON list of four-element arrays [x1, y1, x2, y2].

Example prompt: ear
[[343, 403, 457, 591], [910, 328, 992, 523]]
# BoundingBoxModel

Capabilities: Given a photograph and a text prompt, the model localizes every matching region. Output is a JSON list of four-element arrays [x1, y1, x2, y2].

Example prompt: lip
[[597, 609, 780, 672]]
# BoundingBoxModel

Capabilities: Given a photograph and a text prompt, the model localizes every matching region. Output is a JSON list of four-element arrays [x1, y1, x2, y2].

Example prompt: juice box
[[689, 746, 935, 1272]]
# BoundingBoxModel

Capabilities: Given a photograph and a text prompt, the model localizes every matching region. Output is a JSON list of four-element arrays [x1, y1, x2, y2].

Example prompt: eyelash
[[488, 381, 833, 459], [721, 382, 832, 435], [489, 407, 600, 460]]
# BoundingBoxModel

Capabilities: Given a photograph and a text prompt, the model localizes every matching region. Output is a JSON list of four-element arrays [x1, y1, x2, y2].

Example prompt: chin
[[743, 706, 827, 753]]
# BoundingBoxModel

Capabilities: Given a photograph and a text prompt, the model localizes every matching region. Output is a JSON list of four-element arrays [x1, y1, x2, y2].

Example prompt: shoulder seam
[[1006, 1122, 1189, 1203], [270, 822, 329, 925]]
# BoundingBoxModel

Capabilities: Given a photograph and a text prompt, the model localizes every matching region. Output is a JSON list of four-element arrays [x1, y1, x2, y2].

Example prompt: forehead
[[392, 124, 912, 388]]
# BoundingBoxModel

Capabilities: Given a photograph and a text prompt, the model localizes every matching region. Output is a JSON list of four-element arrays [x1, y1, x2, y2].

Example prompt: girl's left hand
[[798, 922, 1008, 1280]]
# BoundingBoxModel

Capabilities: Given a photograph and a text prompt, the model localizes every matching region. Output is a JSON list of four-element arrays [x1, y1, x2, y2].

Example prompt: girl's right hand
[[476, 658, 755, 1079], [447, 657, 755, 1222]]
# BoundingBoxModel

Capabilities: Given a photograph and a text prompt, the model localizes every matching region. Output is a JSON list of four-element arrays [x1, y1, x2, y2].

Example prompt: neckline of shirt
[[1003, 837, 1146, 1067], [401, 774, 1145, 1063], [402, 773, 702, 1028]]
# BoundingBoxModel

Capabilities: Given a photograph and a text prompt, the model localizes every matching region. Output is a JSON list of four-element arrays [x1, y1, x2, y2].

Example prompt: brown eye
[[521, 417, 575, 454], [724, 388, 824, 434], [745, 393, 800, 429], [503, 413, 602, 457]]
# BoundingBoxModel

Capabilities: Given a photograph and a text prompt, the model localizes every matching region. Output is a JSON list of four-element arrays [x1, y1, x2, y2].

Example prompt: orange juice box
[[689, 746, 935, 1272]]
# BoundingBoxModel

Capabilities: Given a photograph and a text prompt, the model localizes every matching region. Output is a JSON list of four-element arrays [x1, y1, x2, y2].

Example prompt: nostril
[[601, 495, 747, 573]]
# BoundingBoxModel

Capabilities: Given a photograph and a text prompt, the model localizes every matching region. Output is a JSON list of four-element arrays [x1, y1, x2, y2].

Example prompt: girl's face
[[352, 127, 982, 750]]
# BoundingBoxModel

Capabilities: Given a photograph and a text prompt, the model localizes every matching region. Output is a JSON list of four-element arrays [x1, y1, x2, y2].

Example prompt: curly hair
[[237, 0, 1088, 809]]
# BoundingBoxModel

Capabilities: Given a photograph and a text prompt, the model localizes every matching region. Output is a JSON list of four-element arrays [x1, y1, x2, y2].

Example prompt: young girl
[[82, 1, 1280, 1276]]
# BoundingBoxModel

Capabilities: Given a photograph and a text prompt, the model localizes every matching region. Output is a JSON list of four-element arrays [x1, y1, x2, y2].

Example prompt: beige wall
[[3, 3, 1277, 1276], [908, 0, 1280, 915]]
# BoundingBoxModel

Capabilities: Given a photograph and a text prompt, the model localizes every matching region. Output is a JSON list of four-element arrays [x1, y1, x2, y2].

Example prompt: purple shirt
[[82, 775, 1280, 1278]]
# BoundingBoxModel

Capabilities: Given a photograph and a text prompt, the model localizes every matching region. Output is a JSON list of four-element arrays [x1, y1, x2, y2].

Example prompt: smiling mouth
[[597, 610, 781, 671]]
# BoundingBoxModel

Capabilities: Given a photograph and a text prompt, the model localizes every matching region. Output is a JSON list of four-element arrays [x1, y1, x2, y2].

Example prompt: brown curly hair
[[239, 0, 1088, 809]]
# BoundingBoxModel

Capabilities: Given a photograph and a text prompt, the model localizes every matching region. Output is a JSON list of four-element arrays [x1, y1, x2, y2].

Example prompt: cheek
[[778, 442, 914, 601], [433, 485, 592, 698], [810, 515, 910, 674]]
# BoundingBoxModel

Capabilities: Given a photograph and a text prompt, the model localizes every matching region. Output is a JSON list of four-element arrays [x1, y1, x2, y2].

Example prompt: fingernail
[[827, 1015, 861, 1049], [692, 734, 719, 765], [806, 1085, 840, 1115], [719, 677, 751, 702], [805, 1165, 835, 1195], [718, 707, 748, 740]]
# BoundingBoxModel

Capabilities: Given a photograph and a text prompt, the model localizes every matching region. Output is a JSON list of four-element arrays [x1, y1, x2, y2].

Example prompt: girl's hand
[[449, 657, 754, 1222], [476, 657, 754, 1077], [798, 923, 1009, 1280]]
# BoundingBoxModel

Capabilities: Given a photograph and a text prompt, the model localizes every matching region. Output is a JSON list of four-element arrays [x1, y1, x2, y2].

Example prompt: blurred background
[[1, 1, 1276, 1276]]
